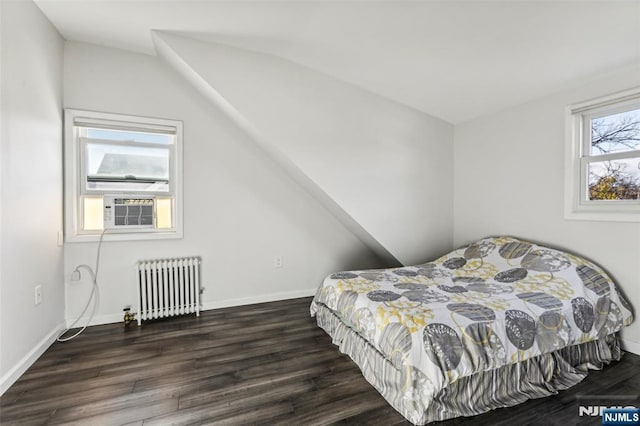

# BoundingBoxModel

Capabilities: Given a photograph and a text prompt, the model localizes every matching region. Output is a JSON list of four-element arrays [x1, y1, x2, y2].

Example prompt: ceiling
[[35, 0, 640, 124]]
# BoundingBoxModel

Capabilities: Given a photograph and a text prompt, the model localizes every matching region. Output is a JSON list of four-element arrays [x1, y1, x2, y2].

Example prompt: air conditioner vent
[[104, 196, 155, 229], [114, 205, 154, 226]]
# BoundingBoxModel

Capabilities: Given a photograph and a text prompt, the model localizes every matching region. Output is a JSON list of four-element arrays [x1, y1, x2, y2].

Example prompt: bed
[[310, 236, 634, 424]]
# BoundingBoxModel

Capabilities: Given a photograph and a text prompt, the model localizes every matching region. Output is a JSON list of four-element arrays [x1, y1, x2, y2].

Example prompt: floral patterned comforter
[[311, 236, 633, 392]]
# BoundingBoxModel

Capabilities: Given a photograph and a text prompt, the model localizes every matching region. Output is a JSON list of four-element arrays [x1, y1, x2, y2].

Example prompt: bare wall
[[0, 0, 64, 393]]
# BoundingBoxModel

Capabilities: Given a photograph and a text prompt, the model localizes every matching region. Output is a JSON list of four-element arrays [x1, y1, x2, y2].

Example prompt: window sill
[[65, 230, 183, 243], [564, 205, 640, 223]]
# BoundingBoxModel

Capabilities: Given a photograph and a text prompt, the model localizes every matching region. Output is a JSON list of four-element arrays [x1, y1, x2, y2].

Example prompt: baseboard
[[201, 287, 318, 311], [65, 312, 124, 329], [0, 324, 64, 396], [620, 338, 640, 356], [64, 288, 319, 329]]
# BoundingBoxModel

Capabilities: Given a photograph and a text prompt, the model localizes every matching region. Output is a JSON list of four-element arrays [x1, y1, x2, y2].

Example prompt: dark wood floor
[[1, 297, 638, 425]]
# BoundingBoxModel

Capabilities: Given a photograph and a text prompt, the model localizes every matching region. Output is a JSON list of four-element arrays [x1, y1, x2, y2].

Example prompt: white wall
[[63, 41, 385, 325], [0, 0, 64, 393], [154, 33, 454, 266], [454, 65, 640, 353]]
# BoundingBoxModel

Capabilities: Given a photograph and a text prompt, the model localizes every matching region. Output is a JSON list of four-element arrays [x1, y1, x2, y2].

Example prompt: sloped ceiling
[[35, 1, 640, 124]]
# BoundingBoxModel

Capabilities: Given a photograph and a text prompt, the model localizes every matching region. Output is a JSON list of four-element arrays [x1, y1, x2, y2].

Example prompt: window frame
[[64, 109, 184, 242], [564, 87, 640, 222]]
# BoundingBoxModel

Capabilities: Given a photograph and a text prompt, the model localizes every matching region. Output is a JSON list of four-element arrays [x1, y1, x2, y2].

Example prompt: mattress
[[310, 236, 634, 424]]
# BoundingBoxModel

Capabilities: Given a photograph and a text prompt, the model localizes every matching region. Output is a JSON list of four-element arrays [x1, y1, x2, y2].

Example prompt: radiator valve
[[123, 306, 136, 327]]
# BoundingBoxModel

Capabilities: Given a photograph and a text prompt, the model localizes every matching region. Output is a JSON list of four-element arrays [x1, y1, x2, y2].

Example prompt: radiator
[[136, 257, 201, 325]]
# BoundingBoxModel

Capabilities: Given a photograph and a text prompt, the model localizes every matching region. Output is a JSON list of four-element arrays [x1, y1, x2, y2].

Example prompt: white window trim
[[64, 109, 184, 242], [564, 87, 640, 222]]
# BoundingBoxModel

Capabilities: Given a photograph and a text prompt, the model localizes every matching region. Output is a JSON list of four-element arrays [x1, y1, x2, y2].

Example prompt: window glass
[[85, 141, 170, 192], [588, 158, 640, 201], [156, 197, 173, 229], [590, 108, 640, 155], [82, 197, 104, 231]]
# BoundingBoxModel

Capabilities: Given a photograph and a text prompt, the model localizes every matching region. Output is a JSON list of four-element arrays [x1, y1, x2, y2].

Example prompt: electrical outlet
[[274, 255, 283, 269], [34, 285, 42, 306], [71, 270, 81, 281]]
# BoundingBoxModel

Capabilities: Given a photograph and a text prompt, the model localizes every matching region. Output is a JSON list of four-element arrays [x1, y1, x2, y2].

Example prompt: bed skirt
[[314, 303, 622, 425]]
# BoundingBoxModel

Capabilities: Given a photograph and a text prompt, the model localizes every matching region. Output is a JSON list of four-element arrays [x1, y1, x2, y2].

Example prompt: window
[[64, 109, 183, 241], [565, 87, 640, 222]]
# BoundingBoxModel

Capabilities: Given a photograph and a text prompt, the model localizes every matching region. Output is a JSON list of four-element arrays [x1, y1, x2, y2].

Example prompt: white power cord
[[57, 230, 107, 342]]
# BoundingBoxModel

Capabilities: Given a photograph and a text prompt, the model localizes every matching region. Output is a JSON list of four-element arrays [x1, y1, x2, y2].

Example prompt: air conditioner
[[103, 196, 155, 229]]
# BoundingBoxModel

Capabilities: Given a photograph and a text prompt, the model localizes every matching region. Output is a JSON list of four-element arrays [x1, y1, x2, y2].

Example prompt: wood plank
[[0, 383, 133, 419], [0, 296, 638, 426], [50, 397, 178, 425]]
